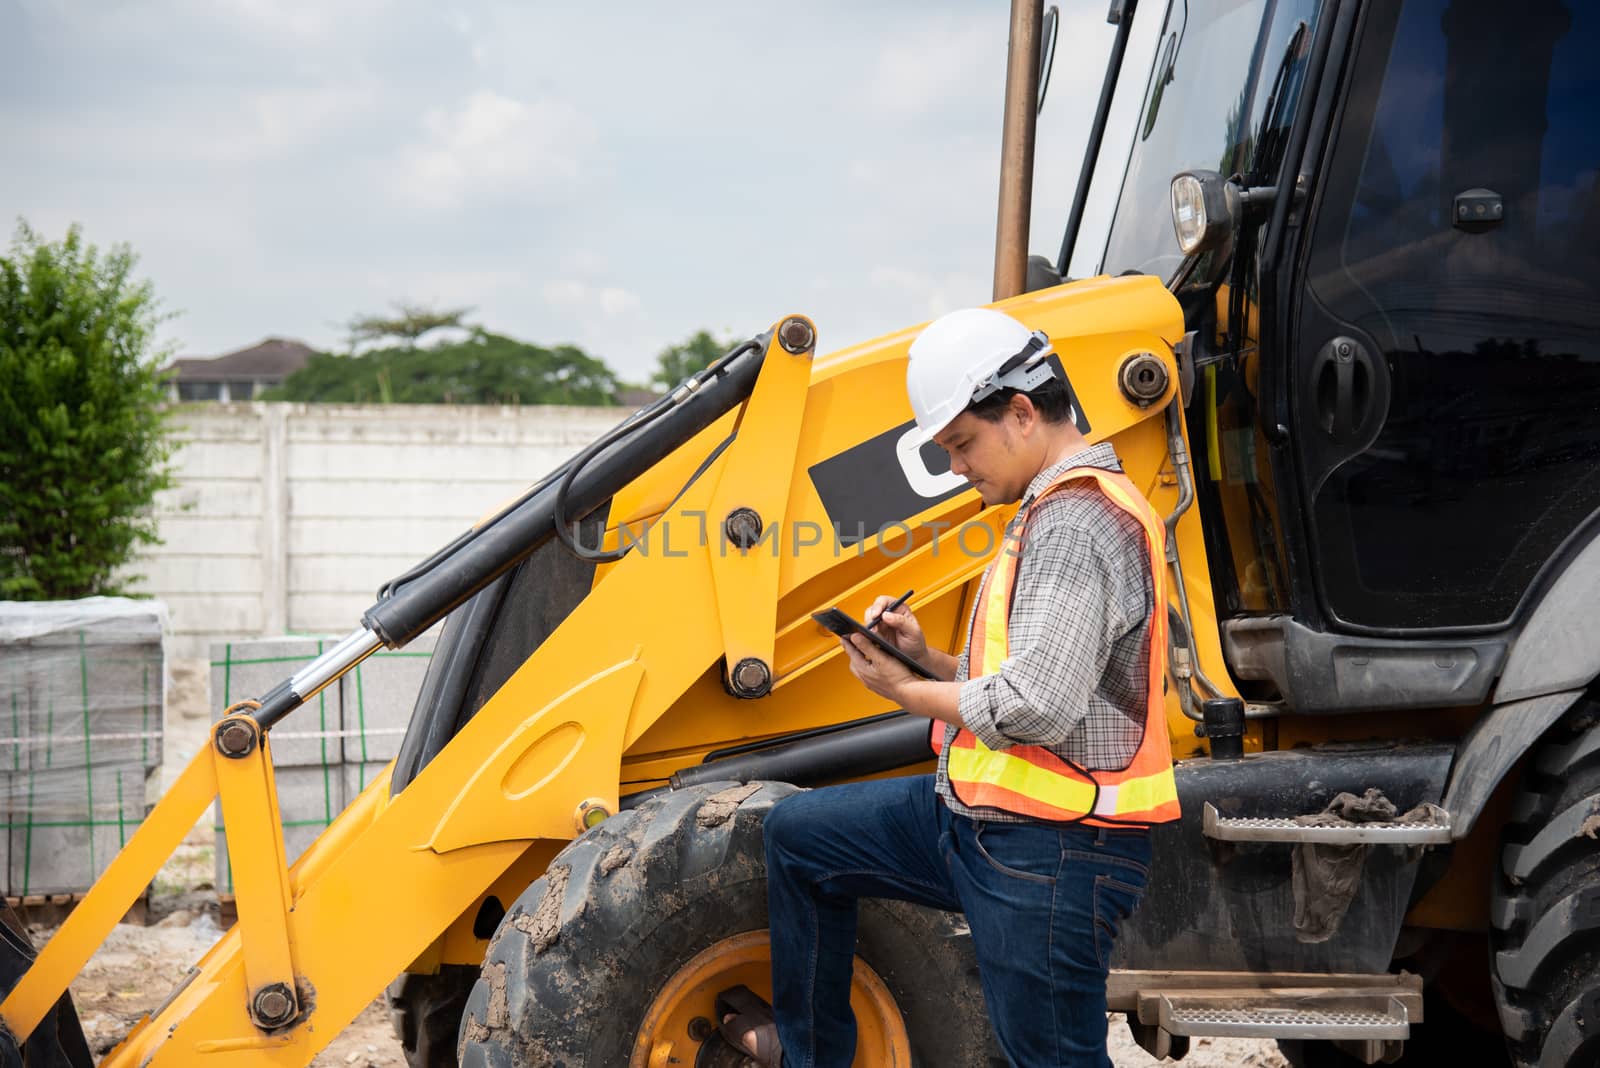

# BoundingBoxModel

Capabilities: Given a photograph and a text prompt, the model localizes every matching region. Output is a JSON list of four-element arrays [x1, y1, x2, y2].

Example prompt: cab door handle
[[1311, 336, 1377, 442]]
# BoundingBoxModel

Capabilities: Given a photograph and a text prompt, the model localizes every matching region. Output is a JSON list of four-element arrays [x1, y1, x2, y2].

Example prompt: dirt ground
[[42, 657, 1286, 1066], [48, 843, 402, 1067], [35, 660, 403, 1065]]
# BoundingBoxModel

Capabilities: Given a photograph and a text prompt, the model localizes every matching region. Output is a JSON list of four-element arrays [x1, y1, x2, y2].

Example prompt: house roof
[[167, 338, 315, 381]]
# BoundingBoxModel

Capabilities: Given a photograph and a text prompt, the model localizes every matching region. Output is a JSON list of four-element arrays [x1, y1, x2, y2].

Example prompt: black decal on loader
[[808, 420, 969, 545]]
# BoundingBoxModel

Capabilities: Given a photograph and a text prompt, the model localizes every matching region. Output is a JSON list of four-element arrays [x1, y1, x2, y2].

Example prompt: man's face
[[932, 409, 1031, 506]]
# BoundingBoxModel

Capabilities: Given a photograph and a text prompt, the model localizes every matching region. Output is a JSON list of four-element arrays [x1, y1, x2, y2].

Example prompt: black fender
[[1438, 527, 1600, 840], [1441, 691, 1585, 840], [1497, 532, 1600, 704]]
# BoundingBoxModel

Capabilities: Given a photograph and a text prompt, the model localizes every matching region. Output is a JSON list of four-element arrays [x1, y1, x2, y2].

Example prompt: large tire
[[457, 781, 1000, 1067], [1490, 698, 1600, 1068], [387, 965, 478, 1068]]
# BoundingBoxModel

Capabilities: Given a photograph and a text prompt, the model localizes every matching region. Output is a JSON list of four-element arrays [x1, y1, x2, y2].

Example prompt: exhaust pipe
[[994, 0, 1045, 301]]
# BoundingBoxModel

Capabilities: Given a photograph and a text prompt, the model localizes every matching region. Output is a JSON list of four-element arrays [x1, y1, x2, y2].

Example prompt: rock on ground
[[1108, 1013, 1288, 1067]]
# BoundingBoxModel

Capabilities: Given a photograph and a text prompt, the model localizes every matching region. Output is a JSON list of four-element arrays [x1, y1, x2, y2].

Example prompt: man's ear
[[1009, 392, 1038, 434]]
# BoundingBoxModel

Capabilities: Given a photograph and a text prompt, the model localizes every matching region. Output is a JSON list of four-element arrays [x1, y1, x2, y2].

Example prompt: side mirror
[[1037, 6, 1059, 115]]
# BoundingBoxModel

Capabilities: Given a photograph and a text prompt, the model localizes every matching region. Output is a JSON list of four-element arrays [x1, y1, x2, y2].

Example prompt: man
[[720, 306, 1180, 1067]]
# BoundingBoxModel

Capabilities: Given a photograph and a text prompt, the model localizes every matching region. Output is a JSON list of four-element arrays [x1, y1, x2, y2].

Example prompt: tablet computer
[[811, 607, 939, 680]]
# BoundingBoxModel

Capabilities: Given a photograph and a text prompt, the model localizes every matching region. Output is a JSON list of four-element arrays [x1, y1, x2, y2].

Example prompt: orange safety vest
[[931, 464, 1180, 827]]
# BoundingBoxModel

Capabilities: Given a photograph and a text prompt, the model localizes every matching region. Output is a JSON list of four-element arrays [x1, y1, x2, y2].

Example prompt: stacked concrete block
[[210, 633, 436, 895], [209, 637, 342, 896], [0, 599, 165, 897], [339, 641, 436, 806], [1, 765, 153, 895]]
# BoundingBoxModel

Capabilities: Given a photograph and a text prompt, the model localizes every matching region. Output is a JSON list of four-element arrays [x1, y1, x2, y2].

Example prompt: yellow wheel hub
[[630, 930, 912, 1067]]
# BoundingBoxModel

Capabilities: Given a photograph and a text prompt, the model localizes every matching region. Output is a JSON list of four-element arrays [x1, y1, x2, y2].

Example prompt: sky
[[1, 1, 1162, 383]]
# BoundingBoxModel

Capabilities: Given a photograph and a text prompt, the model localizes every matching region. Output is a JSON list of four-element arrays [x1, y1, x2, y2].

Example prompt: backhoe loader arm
[[0, 327, 774, 1059], [3, 277, 1185, 1067], [246, 333, 771, 735]]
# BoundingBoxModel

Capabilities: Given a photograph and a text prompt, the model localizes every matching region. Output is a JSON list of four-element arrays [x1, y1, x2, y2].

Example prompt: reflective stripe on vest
[[931, 465, 1181, 826]]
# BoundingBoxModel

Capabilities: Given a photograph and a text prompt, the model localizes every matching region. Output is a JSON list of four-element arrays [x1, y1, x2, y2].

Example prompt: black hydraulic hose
[[620, 713, 937, 809], [388, 572, 513, 792], [553, 337, 761, 561], [1057, 0, 1140, 276], [375, 468, 560, 600], [553, 414, 740, 562], [360, 336, 768, 647]]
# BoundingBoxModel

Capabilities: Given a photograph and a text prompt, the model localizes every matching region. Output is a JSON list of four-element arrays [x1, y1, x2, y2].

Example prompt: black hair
[[965, 377, 1075, 426]]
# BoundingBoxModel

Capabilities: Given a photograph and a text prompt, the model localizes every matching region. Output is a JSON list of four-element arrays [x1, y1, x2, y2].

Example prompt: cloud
[[391, 90, 595, 210], [866, 16, 999, 121], [542, 280, 641, 318], [214, 84, 381, 164], [203, 0, 396, 45], [598, 287, 641, 316], [541, 280, 588, 307], [868, 266, 988, 321], [3, 80, 379, 170], [2, 0, 1129, 384]]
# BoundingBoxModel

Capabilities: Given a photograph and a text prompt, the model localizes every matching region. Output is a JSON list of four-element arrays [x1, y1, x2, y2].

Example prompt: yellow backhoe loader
[[5, 1, 1600, 1065]]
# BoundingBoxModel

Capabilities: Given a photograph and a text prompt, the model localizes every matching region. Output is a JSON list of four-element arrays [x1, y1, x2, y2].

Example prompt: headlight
[[1170, 174, 1210, 254], [1169, 170, 1234, 257]]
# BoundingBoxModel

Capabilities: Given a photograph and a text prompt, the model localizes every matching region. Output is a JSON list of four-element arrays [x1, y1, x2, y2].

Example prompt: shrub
[[0, 221, 176, 599]]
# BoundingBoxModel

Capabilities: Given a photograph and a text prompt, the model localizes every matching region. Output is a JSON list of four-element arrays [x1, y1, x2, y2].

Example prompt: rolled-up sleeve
[[956, 513, 1129, 751]]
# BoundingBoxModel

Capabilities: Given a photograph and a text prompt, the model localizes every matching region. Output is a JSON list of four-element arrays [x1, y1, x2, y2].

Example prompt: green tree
[[0, 222, 176, 599], [651, 330, 729, 390], [344, 300, 474, 351], [266, 329, 622, 406]]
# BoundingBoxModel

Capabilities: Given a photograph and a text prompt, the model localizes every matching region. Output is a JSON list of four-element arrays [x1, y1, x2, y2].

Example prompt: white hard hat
[[904, 308, 1060, 447]]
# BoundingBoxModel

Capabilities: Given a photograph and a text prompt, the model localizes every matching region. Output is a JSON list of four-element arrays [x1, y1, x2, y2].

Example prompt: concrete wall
[[133, 403, 630, 657]]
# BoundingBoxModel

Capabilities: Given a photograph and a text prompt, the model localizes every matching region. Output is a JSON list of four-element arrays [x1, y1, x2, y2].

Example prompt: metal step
[[1202, 802, 1452, 844], [1154, 992, 1413, 1040], [1113, 972, 1422, 1064]]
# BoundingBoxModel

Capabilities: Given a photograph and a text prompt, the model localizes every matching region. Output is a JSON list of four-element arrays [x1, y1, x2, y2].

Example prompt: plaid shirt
[[935, 442, 1155, 823]]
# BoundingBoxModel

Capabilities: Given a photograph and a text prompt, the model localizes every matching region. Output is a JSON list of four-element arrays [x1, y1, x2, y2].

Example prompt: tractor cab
[[1065, 0, 1600, 713]]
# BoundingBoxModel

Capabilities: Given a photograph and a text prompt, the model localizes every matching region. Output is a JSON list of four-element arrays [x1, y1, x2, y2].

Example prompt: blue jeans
[[763, 774, 1152, 1068]]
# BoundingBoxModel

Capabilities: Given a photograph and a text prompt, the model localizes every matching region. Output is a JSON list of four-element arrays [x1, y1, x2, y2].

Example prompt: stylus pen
[[866, 589, 914, 631]]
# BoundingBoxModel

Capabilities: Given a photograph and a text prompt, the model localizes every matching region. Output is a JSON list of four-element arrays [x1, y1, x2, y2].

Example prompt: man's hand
[[861, 597, 960, 682], [840, 631, 966, 727], [840, 632, 916, 702], [866, 594, 928, 661]]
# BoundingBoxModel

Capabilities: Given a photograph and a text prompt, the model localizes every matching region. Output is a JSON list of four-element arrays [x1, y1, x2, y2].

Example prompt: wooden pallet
[[4, 892, 148, 929]]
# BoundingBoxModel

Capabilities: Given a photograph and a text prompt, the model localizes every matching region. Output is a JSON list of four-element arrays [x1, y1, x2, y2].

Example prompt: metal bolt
[[723, 508, 764, 550], [1337, 341, 1352, 357], [575, 798, 612, 832], [252, 984, 295, 1028], [215, 719, 256, 758], [1117, 352, 1169, 407], [778, 317, 815, 355], [730, 658, 773, 699]]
